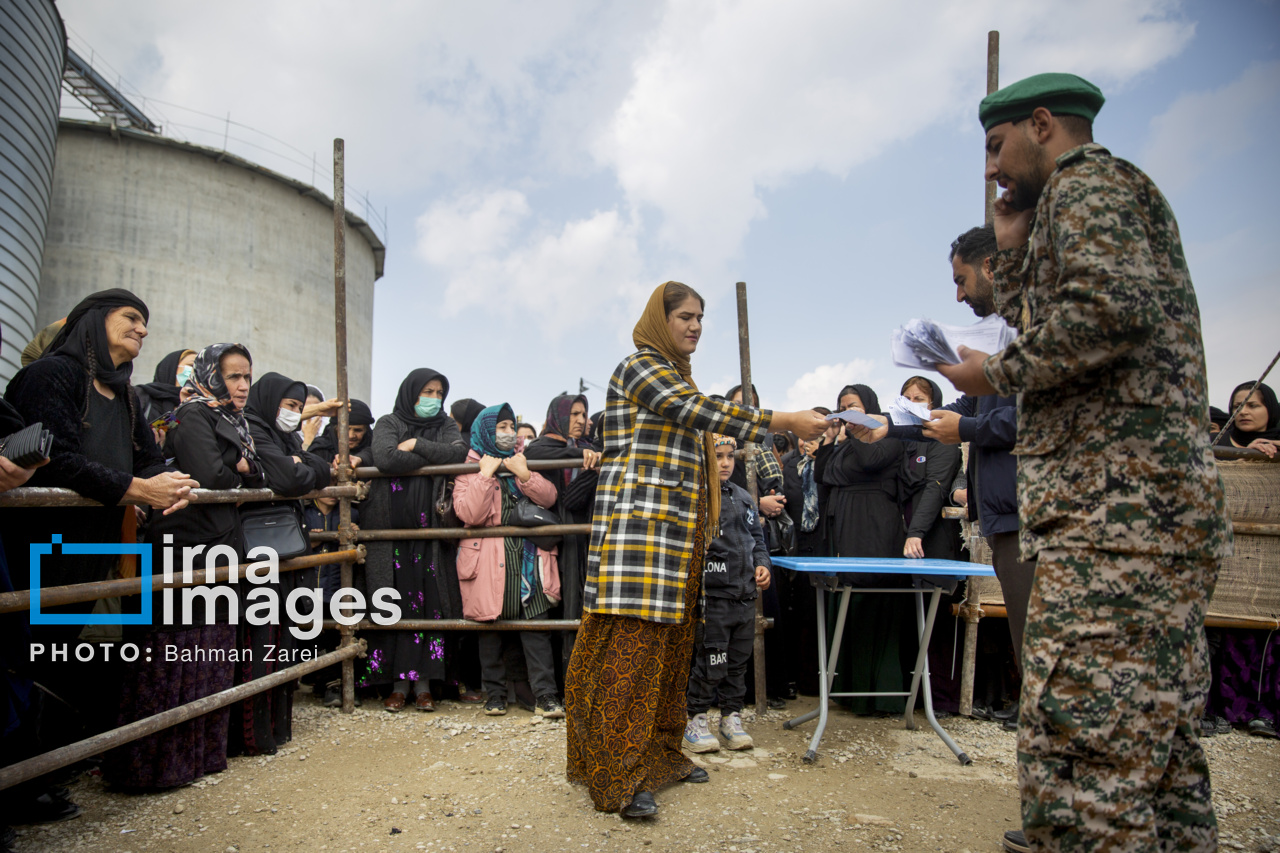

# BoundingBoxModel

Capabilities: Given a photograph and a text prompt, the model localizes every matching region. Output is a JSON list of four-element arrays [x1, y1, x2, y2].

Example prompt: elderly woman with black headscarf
[[108, 343, 267, 788], [360, 368, 468, 712], [524, 395, 601, 647], [1, 289, 192, 816]]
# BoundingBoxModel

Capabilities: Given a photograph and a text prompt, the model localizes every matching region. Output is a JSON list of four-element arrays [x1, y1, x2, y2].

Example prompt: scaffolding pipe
[[0, 482, 365, 508], [332, 137, 360, 715], [351, 457, 585, 480], [309, 523, 591, 543], [0, 548, 364, 614], [325, 618, 774, 632], [0, 640, 367, 792]]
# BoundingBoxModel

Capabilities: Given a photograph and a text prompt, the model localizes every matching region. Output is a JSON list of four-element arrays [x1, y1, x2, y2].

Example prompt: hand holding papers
[[891, 314, 1015, 371], [887, 396, 932, 426], [826, 409, 885, 430]]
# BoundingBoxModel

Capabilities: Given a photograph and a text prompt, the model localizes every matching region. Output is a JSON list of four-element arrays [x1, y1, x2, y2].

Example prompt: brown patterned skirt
[[565, 497, 706, 813]]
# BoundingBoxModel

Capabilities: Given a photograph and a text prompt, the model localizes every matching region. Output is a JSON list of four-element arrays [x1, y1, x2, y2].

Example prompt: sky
[[57, 0, 1280, 425]]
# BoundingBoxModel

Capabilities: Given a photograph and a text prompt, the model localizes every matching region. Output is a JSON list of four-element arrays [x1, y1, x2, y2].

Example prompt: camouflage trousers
[[1018, 548, 1219, 852]]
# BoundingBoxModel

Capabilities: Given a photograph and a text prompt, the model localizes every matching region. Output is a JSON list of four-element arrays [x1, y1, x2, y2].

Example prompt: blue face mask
[[176, 366, 193, 387], [415, 395, 442, 419]]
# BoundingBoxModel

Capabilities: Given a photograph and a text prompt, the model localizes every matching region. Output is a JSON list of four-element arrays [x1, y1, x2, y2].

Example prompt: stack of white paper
[[887, 396, 932, 425], [890, 314, 1015, 371]]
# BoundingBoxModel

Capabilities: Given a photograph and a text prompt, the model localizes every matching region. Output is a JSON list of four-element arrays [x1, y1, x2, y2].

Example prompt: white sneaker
[[719, 711, 754, 750], [683, 713, 720, 753]]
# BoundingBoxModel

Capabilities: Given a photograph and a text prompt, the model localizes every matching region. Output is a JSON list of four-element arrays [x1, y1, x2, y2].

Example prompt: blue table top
[[771, 556, 996, 578]]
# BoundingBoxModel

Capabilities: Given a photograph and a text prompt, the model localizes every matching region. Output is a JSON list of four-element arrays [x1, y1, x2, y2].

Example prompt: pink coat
[[453, 450, 561, 622]]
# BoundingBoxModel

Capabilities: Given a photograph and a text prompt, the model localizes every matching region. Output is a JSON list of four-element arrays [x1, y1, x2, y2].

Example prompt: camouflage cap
[[979, 72, 1105, 132]]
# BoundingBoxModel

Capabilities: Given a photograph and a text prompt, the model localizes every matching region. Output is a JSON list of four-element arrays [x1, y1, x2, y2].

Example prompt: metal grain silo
[[0, 0, 66, 385], [37, 121, 383, 400]]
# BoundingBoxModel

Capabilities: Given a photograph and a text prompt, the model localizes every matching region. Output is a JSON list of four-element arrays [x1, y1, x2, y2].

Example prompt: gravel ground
[[9, 692, 1279, 853]]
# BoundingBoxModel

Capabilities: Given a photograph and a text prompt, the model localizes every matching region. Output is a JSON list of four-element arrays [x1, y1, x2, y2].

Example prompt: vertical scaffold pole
[[736, 282, 768, 717], [959, 29, 1000, 719], [333, 138, 356, 714]]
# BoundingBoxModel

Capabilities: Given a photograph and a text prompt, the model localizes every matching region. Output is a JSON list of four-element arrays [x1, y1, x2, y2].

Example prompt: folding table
[[770, 556, 996, 766]]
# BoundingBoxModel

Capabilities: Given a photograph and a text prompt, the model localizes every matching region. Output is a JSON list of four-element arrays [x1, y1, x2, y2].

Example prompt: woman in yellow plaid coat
[[564, 281, 827, 818]]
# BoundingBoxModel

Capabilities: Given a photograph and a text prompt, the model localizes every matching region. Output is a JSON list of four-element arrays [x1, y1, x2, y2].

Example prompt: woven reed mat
[[958, 455, 1279, 622]]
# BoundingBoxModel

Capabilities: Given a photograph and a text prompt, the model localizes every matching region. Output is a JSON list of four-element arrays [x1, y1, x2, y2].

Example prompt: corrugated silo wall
[[38, 123, 377, 401], [0, 0, 65, 387]]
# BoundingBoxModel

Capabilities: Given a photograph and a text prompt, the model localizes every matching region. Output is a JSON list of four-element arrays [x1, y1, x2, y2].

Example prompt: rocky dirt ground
[[10, 692, 1280, 853]]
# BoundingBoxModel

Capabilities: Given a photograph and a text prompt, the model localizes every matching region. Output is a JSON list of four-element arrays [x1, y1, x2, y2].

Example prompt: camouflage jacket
[[583, 348, 771, 624], [981, 143, 1231, 562]]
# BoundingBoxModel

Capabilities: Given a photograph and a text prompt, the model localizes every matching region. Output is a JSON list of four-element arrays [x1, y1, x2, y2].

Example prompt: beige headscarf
[[633, 281, 720, 531]]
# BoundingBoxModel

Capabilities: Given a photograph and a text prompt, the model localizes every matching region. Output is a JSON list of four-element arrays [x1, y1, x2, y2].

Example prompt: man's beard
[[1004, 133, 1052, 211]]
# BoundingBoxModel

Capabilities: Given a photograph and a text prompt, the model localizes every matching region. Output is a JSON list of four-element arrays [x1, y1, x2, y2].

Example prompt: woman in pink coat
[[453, 403, 564, 718]]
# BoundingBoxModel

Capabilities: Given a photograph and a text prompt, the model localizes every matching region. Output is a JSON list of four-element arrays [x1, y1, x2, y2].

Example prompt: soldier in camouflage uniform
[[939, 73, 1232, 852]]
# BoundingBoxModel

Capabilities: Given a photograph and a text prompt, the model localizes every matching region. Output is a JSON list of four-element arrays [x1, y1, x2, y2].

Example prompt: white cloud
[[594, 0, 1194, 269], [784, 359, 879, 411], [414, 190, 646, 337], [1142, 60, 1280, 193]]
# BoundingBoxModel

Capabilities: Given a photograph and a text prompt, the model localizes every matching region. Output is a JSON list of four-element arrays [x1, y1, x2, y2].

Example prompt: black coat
[[899, 441, 962, 559], [244, 374, 332, 499], [1, 355, 168, 609], [148, 404, 267, 554], [780, 449, 828, 557], [815, 437, 905, 573], [524, 434, 599, 620], [888, 393, 1018, 536]]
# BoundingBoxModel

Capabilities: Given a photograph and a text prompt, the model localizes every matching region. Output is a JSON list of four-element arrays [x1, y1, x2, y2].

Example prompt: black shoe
[[969, 704, 993, 721], [992, 705, 1017, 722], [1003, 829, 1030, 853], [534, 695, 565, 720], [684, 766, 709, 783], [4, 791, 82, 825], [1248, 718, 1278, 739], [622, 792, 657, 819], [785, 682, 799, 700], [484, 698, 507, 716], [767, 697, 787, 710], [1002, 714, 1019, 733]]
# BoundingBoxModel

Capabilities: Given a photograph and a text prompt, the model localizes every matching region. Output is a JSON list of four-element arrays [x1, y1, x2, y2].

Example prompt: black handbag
[[241, 502, 310, 559], [509, 497, 563, 551], [765, 511, 798, 557]]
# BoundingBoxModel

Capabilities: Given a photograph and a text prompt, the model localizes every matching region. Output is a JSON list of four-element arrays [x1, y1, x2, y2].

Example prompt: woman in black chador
[[359, 368, 468, 711]]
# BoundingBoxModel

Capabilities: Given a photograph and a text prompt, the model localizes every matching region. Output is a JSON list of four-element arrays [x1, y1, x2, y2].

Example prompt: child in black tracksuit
[[683, 434, 772, 752]]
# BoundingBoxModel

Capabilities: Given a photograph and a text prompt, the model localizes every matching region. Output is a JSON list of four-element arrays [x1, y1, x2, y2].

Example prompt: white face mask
[[276, 407, 303, 433]]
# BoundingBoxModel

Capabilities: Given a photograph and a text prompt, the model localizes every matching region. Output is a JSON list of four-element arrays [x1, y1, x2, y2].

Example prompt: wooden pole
[[736, 282, 769, 717], [960, 29, 1000, 719], [332, 138, 358, 714]]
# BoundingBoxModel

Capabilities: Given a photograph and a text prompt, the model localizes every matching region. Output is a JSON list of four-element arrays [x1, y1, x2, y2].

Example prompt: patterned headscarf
[[181, 342, 258, 461], [470, 403, 518, 462], [632, 281, 721, 530], [543, 394, 590, 446], [713, 433, 737, 448]]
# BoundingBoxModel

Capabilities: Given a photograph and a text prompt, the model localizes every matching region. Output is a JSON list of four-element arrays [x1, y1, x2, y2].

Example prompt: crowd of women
[[0, 283, 1276, 833]]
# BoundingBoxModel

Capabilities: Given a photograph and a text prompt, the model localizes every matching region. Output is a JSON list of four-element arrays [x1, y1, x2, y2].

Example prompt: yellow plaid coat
[[584, 348, 772, 624]]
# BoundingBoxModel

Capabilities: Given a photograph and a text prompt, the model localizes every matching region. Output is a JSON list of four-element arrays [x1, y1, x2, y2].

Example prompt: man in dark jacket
[[683, 434, 772, 754], [854, 225, 1032, 853]]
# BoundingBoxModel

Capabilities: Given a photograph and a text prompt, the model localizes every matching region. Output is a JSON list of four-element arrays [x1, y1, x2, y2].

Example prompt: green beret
[[979, 72, 1105, 133]]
